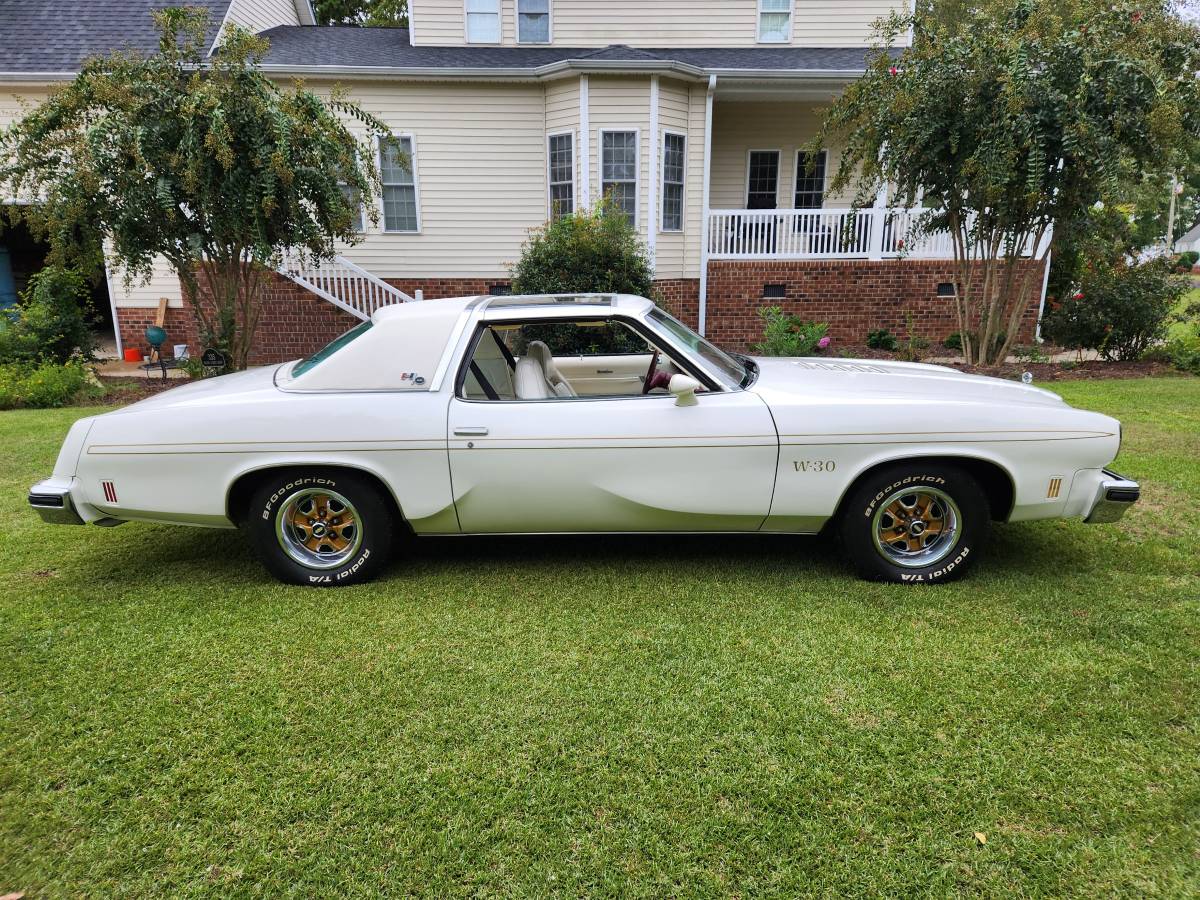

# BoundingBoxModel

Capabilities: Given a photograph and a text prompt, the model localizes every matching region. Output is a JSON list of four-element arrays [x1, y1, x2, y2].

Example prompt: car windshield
[[647, 308, 747, 387], [289, 320, 374, 377]]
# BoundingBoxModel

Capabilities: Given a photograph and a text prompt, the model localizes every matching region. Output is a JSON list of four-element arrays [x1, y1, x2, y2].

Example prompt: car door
[[447, 389, 779, 533]]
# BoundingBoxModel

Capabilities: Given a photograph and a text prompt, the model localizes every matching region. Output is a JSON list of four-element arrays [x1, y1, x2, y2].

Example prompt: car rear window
[[290, 321, 374, 377]]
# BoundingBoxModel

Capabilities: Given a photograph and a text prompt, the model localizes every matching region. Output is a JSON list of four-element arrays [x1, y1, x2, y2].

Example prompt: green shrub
[[1040, 258, 1188, 361], [1173, 250, 1198, 272], [866, 328, 898, 351], [510, 200, 655, 299], [753, 308, 830, 357], [0, 360, 98, 409], [0, 266, 96, 365]]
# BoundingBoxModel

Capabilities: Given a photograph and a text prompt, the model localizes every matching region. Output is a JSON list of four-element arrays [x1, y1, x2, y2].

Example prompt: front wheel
[[246, 469, 393, 586], [838, 463, 989, 584]]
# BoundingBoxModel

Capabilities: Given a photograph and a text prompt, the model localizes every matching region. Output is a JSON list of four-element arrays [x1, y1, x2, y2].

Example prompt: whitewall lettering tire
[[838, 463, 989, 584], [246, 470, 393, 586]]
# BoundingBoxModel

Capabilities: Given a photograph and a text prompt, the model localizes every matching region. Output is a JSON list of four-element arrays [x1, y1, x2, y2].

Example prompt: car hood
[[747, 357, 1066, 407], [107, 364, 284, 414]]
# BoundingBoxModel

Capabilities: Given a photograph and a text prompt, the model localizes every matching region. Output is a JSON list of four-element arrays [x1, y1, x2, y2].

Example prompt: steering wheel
[[641, 349, 661, 394]]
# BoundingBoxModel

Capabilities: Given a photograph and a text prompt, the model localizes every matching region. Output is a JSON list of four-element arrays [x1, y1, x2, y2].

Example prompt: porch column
[[698, 75, 716, 335], [867, 157, 889, 261], [648, 76, 659, 271]]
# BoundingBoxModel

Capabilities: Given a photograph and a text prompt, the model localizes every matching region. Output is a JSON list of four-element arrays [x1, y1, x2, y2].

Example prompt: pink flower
[[817, 336, 832, 350], [1073, 291, 1085, 300], [889, 66, 899, 76]]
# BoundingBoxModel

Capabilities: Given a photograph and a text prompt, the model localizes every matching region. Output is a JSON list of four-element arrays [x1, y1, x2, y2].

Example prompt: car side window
[[459, 319, 693, 401]]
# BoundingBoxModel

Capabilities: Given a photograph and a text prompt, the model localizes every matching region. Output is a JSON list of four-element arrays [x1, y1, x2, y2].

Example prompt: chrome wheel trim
[[275, 488, 363, 570], [871, 486, 962, 569]]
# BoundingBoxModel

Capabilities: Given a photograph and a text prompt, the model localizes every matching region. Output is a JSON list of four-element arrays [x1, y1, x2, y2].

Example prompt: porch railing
[[278, 253, 414, 320], [705, 207, 966, 261]]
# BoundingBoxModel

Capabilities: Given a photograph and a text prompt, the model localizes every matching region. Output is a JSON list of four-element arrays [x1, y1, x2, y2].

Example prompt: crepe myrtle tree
[[816, 0, 1200, 365], [0, 8, 389, 369]]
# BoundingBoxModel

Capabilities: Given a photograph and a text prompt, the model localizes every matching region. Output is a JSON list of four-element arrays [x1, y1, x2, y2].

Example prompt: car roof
[[370, 293, 655, 325]]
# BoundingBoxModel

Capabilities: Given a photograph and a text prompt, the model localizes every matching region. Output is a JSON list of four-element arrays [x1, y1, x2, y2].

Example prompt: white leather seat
[[525, 341, 576, 397], [514, 356, 552, 400]]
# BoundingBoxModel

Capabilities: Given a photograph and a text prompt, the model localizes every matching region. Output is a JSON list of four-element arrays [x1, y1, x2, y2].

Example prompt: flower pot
[[123, 348, 142, 363]]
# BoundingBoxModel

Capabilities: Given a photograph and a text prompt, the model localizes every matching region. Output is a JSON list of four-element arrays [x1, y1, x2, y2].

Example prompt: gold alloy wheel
[[275, 488, 363, 570], [871, 486, 961, 568]]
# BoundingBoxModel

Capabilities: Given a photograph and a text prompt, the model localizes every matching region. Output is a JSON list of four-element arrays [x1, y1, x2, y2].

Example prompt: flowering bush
[[753, 308, 830, 357], [1040, 259, 1188, 361], [0, 359, 100, 409]]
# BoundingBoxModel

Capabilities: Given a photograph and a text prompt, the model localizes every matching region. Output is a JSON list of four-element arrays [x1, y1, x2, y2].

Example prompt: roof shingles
[[0, 0, 230, 74]]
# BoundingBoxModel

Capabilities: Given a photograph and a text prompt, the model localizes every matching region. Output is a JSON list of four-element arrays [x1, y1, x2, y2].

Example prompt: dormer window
[[466, 0, 500, 43], [518, 0, 550, 43], [758, 0, 792, 43]]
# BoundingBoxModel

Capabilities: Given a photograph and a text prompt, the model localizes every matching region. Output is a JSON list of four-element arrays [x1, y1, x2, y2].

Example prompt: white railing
[[706, 207, 966, 261], [278, 254, 414, 320]]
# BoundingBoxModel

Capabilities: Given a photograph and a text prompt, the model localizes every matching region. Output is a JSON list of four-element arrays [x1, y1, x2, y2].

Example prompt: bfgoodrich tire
[[838, 463, 989, 584], [246, 469, 393, 587]]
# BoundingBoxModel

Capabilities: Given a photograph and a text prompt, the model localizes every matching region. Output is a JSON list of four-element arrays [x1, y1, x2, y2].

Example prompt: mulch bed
[[92, 375, 188, 405], [945, 359, 1187, 382]]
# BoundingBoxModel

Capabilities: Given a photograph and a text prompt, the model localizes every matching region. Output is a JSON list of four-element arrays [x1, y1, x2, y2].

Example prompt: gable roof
[[1178, 221, 1200, 245], [0, 0, 233, 77], [254, 27, 888, 78]]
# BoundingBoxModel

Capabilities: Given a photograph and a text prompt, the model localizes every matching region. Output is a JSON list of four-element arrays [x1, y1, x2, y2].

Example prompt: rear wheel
[[838, 463, 989, 584], [246, 470, 393, 586]]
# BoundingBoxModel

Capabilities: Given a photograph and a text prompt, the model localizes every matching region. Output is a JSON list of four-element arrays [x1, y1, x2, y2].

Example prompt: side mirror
[[668, 374, 701, 407]]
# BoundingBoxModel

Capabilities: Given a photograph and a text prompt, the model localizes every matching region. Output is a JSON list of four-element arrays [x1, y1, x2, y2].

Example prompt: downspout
[[698, 74, 716, 335], [648, 75, 659, 273], [1035, 248, 1052, 344], [579, 75, 591, 210], [102, 253, 123, 358]]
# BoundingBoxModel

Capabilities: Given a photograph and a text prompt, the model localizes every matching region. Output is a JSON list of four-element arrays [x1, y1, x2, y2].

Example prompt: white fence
[[278, 254, 414, 320], [706, 207, 963, 260]]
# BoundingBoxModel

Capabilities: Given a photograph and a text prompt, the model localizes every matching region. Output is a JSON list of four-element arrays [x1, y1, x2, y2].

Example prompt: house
[[1, 0, 1050, 362], [1177, 221, 1200, 256]]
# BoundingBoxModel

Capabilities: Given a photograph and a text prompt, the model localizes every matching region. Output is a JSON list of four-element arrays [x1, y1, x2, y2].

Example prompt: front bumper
[[28, 478, 86, 525], [1083, 469, 1140, 524]]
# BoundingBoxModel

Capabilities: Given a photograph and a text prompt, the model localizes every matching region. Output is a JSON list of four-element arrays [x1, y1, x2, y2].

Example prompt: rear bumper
[[28, 478, 86, 525], [1083, 470, 1140, 524]]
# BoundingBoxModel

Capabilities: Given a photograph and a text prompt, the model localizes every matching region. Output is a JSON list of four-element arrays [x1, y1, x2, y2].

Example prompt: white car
[[30, 294, 1139, 586]]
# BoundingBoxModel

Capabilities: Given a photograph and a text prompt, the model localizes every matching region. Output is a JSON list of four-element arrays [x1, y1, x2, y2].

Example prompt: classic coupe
[[30, 294, 1139, 585]]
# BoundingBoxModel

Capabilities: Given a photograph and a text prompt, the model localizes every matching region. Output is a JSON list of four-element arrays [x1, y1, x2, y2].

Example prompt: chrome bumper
[[1083, 470, 1140, 524], [28, 479, 85, 525]]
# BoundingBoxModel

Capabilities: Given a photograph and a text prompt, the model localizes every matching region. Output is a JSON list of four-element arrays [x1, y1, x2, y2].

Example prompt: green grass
[[2, 378, 1199, 896]]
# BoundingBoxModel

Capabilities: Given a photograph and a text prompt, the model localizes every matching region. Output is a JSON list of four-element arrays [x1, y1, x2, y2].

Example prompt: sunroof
[[485, 294, 615, 308]]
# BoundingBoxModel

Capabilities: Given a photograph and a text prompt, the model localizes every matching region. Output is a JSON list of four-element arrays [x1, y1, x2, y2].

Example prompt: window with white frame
[[466, 0, 500, 42], [548, 132, 574, 220], [661, 132, 685, 231], [758, 0, 791, 42], [746, 150, 780, 209], [339, 183, 366, 232], [601, 131, 638, 226], [794, 150, 827, 209], [518, 0, 550, 43], [379, 135, 418, 232]]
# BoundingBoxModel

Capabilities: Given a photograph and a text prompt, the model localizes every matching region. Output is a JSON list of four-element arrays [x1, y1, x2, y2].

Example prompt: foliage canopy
[[0, 9, 387, 368], [817, 0, 1200, 364]]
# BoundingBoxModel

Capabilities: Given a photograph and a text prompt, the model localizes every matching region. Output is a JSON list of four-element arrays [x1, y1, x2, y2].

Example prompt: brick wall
[[115, 261, 1046, 364], [700, 259, 1046, 351]]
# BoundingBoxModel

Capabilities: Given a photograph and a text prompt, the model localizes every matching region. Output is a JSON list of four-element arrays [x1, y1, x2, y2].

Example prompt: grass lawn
[[2, 377, 1198, 896]]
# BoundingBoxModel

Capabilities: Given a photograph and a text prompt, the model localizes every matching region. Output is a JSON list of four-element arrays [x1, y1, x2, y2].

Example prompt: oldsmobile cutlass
[[29, 294, 1139, 585]]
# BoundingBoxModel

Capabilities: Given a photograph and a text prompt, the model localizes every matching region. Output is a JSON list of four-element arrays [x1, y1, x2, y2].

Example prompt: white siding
[[587, 76, 650, 242], [312, 79, 548, 279], [709, 100, 856, 211], [544, 76, 580, 218], [221, 0, 301, 34], [653, 78, 693, 278], [410, 0, 908, 47], [2, 86, 181, 307]]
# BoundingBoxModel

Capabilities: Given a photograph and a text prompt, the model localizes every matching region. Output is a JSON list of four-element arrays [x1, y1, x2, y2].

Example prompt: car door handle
[[595, 369, 614, 374], [454, 426, 489, 436]]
